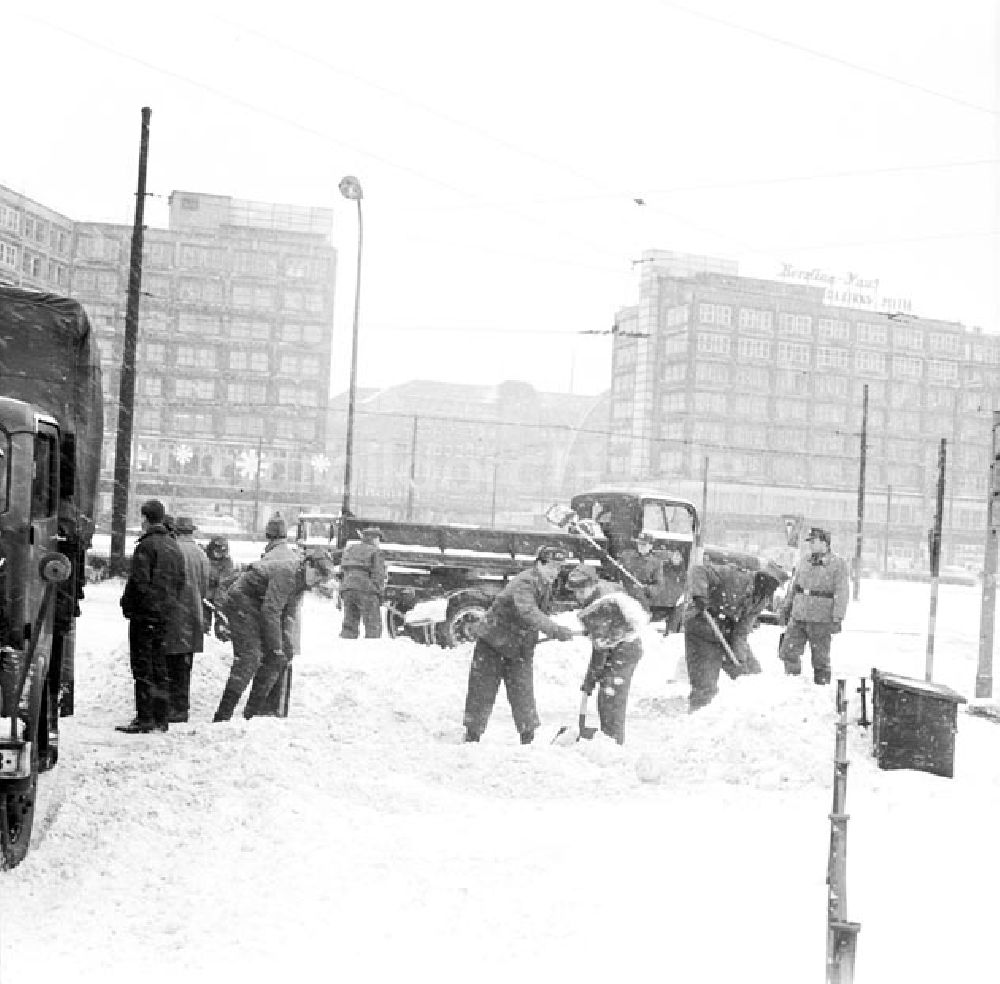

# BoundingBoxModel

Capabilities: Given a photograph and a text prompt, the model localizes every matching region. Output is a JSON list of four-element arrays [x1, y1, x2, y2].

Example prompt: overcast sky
[[5, 1, 997, 397]]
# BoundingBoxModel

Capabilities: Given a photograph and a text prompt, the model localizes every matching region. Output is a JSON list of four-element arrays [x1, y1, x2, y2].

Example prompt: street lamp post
[[339, 175, 364, 517]]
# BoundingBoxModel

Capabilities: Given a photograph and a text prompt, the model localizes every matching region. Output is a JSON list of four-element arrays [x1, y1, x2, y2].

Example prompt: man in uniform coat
[[778, 526, 850, 684], [338, 526, 387, 639], [212, 549, 337, 721], [117, 499, 186, 733], [463, 545, 576, 744], [683, 559, 787, 712], [163, 516, 211, 723]]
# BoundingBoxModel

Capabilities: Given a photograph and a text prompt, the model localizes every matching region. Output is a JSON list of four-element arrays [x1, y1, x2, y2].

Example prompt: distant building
[[323, 380, 607, 527], [612, 250, 992, 573], [1, 183, 338, 533], [0, 186, 74, 292]]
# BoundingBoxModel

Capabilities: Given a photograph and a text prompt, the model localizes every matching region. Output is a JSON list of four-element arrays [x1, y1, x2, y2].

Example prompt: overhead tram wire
[[656, 0, 996, 117], [10, 12, 632, 270]]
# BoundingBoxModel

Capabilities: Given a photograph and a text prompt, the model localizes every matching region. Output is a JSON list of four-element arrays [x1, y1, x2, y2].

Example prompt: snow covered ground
[[2, 575, 998, 983]]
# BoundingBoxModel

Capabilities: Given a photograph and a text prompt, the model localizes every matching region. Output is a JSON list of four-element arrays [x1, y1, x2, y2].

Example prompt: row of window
[[694, 302, 967, 353], [0, 206, 72, 254], [131, 410, 317, 441], [135, 375, 319, 404], [76, 235, 331, 279]]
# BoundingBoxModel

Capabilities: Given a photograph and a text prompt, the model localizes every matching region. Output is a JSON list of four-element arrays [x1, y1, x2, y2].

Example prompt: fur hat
[[141, 499, 166, 525], [174, 515, 197, 534], [805, 527, 831, 545], [265, 516, 287, 540]]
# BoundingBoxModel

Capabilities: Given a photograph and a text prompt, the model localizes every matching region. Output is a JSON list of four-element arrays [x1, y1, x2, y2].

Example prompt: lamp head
[[339, 175, 363, 201]]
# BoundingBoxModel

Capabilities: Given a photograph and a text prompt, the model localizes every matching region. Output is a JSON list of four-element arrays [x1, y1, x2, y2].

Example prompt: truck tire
[[437, 593, 491, 648], [0, 745, 37, 870]]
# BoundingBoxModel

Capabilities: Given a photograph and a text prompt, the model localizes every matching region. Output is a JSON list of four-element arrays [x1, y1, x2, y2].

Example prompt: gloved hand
[[831, 620, 842, 634], [214, 614, 232, 643], [692, 597, 707, 615], [553, 625, 576, 642]]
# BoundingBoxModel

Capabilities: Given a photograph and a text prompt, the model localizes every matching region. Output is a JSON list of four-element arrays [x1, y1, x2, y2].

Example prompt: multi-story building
[[323, 380, 607, 527], [74, 190, 337, 532], [612, 250, 994, 573], [0, 186, 74, 292]]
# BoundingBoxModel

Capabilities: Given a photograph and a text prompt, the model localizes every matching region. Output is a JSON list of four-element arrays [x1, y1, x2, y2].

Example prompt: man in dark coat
[[567, 564, 648, 744], [683, 559, 786, 712], [338, 526, 387, 639], [778, 527, 850, 684], [462, 545, 576, 744], [163, 516, 211, 723], [212, 549, 336, 722], [117, 499, 186, 733]]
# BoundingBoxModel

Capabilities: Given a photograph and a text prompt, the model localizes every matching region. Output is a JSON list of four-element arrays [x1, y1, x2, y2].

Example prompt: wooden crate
[[872, 669, 967, 778]]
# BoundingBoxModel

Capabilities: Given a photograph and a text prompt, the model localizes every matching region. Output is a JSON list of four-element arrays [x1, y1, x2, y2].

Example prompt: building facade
[[1, 184, 338, 533], [611, 251, 993, 573], [323, 380, 607, 527]]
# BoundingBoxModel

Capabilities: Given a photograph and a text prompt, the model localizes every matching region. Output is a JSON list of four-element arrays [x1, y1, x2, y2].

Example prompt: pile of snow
[[2, 579, 998, 983]]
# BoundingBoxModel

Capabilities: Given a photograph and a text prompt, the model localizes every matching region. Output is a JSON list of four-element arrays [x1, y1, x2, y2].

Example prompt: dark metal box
[[871, 670, 967, 778]]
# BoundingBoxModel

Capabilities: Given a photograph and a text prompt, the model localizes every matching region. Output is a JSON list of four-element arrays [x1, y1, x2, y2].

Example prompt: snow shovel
[[553, 693, 599, 744], [701, 608, 743, 671]]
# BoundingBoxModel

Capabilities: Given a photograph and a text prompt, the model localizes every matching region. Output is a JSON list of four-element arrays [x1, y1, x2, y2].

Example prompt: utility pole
[[490, 461, 499, 528], [109, 106, 151, 576], [252, 436, 263, 535], [925, 439, 947, 682], [882, 484, 892, 574], [701, 455, 709, 544], [976, 412, 1000, 697], [406, 415, 418, 520], [853, 384, 869, 601]]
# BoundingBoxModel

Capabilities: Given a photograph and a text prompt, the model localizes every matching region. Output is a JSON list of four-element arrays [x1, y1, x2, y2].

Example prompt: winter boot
[[814, 669, 832, 686], [519, 729, 535, 745], [213, 687, 242, 723], [783, 661, 801, 676], [463, 730, 481, 743]]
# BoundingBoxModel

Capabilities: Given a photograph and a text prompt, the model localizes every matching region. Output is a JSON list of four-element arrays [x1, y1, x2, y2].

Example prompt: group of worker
[[464, 525, 850, 744], [116, 499, 337, 733], [116, 496, 849, 742]]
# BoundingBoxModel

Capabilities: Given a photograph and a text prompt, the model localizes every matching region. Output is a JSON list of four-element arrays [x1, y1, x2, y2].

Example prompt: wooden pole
[[925, 439, 947, 682], [109, 106, 151, 575], [852, 384, 868, 601], [976, 412, 1000, 697]]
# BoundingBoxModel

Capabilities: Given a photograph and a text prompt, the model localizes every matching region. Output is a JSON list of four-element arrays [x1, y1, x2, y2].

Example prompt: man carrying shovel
[[683, 559, 787, 712], [566, 564, 649, 744]]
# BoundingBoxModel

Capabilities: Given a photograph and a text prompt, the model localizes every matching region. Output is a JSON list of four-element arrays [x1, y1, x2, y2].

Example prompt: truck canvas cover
[[0, 286, 104, 547]]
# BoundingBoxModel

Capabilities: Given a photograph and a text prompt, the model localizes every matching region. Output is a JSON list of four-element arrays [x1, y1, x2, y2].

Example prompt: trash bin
[[871, 669, 967, 778]]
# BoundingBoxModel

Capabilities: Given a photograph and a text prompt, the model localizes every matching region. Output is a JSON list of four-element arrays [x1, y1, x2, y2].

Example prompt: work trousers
[[463, 639, 540, 738], [778, 620, 833, 683], [165, 652, 193, 721], [340, 590, 383, 639], [128, 618, 169, 726], [589, 637, 643, 744], [215, 601, 290, 720]]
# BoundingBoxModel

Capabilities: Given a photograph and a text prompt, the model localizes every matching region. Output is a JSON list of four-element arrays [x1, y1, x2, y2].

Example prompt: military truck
[[0, 286, 103, 869], [295, 486, 772, 647]]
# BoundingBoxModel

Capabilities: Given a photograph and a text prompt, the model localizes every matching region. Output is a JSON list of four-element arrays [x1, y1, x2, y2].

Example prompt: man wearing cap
[[778, 527, 850, 685], [463, 545, 577, 744], [213, 549, 337, 721], [338, 527, 387, 639], [163, 516, 211, 723], [567, 564, 648, 744], [117, 499, 187, 733], [683, 559, 787, 712]]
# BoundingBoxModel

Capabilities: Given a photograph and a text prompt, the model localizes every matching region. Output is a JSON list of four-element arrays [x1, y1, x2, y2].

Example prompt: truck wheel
[[0, 746, 37, 870], [437, 595, 491, 648]]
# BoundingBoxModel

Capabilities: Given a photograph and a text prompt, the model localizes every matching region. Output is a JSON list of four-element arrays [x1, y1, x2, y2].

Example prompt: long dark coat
[[165, 533, 211, 656]]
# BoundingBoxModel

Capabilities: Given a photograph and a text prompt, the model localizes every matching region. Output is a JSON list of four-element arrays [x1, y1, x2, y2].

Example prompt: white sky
[[3, 572, 999, 982], [5, 1, 997, 396]]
